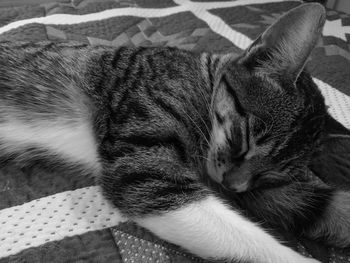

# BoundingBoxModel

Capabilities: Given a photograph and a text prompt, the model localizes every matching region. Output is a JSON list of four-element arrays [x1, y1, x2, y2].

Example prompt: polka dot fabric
[[296, 243, 313, 259], [0, 0, 349, 262], [115, 232, 171, 263], [0, 186, 125, 258], [112, 223, 210, 263], [329, 248, 350, 263]]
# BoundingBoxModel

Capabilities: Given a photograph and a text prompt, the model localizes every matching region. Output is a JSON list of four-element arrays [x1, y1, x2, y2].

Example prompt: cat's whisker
[[182, 110, 211, 147], [247, 190, 258, 203], [193, 154, 211, 162], [266, 111, 275, 135], [254, 115, 268, 133], [177, 88, 211, 138], [254, 111, 274, 137], [263, 132, 292, 142], [327, 134, 350, 139], [185, 96, 211, 137], [283, 169, 306, 189], [199, 88, 213, 119], [192, 105, 211, 137]]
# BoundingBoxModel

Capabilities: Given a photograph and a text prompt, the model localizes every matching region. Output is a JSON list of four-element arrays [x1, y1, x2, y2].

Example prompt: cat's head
[[206, 3, 327, 192]]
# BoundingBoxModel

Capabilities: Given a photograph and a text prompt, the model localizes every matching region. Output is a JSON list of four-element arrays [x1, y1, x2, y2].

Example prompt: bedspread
[[0, 0, 349, 262]]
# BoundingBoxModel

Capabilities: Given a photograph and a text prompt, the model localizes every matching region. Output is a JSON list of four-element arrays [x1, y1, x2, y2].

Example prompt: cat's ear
[[240, 3, 326, 82]]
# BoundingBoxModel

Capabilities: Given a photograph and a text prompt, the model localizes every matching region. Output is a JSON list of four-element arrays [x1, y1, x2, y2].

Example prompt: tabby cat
[[0, 3, 349, 263]]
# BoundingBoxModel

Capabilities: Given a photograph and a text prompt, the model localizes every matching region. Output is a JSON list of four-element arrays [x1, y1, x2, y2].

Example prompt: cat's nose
[[222, 169, 251, 192], [222, 179, 249, 192]]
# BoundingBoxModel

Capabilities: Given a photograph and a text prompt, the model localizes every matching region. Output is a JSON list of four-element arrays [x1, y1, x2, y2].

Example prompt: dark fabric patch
[[45, 0, 135, 16], [0, 229, 121, 263], [248, 2, 300, 14], [46, 13, 241, 53], [0, 165, 94, 209], [308, 47, 350, 97], [134, 0, 177, 8], [194, 30, 241, 53], [0, 5, 44, 28], [149, 12, 241, 52], [191, 0, 223, 2], [51, 16, 143, 42], [150, 12, 207, 36], [209, 2, 300, 41], [0, 0, 69, 8], [75, 1, 134, 14], [0, 23, 48, 42], [322, 35, 349, 52]]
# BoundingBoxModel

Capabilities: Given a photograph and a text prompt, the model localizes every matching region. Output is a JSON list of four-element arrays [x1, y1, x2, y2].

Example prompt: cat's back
[[0, 41, 112, 121], [0, 41, 208, 131]]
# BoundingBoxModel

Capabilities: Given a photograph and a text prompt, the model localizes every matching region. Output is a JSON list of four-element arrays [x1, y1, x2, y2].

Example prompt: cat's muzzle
[[222, 168, 251, 193]]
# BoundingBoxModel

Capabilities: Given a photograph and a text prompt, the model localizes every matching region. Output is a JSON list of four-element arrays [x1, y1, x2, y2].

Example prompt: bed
[[0, 0, 349, 262]]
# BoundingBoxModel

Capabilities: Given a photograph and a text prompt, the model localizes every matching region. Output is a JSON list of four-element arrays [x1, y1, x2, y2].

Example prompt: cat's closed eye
[[215, 111, 224, 125]]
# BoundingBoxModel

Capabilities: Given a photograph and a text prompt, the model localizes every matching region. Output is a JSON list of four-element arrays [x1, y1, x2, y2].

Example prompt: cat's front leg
[[136, 195, 319, 263], [100, 148, 318, 263]]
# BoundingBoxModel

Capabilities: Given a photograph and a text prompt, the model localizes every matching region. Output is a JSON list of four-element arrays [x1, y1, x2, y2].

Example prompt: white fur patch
[[136, 196, 317, 263], [0, 120, 100, 170]]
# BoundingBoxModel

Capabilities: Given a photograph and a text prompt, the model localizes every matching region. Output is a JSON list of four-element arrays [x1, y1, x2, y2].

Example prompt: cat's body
[[0, 3, 349, 263], [0, 40, 215, 210]]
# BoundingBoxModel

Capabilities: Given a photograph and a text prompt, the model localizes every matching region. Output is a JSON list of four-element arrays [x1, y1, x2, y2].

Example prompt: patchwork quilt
[[0, 0, 349, 262]]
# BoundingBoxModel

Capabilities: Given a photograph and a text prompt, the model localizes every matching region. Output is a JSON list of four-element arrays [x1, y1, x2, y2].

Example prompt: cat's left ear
[[240, 3, 326, 82]]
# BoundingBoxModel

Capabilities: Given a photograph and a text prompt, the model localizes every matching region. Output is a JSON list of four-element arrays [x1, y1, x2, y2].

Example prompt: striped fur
[[0, 4, 348, 262]]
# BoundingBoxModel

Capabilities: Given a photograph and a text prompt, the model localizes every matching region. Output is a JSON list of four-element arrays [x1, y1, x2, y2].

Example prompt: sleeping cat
[[0, 3, 348, 263]]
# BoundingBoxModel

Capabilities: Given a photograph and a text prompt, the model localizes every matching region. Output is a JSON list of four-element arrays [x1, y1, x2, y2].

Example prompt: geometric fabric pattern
[[0, 0, 349, 262]]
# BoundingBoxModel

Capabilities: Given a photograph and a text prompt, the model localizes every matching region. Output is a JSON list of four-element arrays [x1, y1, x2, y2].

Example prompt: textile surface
[[0, 0, 349, 262]]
